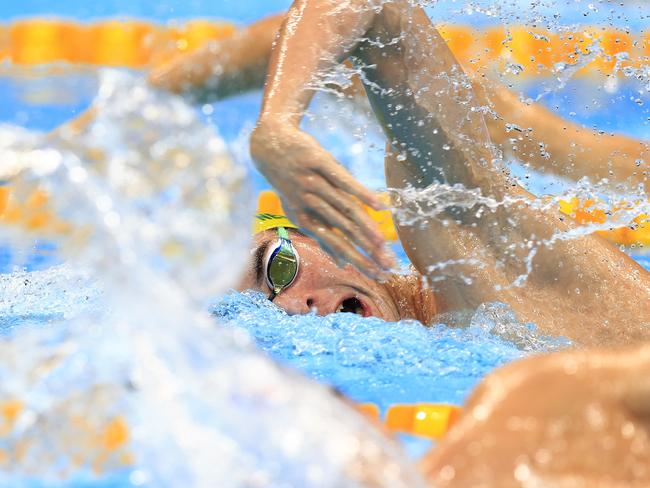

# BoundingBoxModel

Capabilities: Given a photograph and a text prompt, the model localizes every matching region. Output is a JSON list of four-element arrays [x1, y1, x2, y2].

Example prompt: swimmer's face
[[237, 230, 401, 321]]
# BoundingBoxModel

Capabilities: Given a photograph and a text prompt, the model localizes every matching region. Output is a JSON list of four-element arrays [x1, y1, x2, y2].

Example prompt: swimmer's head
[[237, 213, 437, 323]]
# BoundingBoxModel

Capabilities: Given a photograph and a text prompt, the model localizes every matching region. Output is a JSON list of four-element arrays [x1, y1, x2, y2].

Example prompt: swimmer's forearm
[[481, 81, 649, 191], [257, 0, 379, 128], [149, 14, 284, 100], [352, 3, 513, 200]]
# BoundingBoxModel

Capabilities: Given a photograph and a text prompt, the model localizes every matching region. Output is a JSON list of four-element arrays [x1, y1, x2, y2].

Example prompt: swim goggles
[[263, 227, 300, 301]]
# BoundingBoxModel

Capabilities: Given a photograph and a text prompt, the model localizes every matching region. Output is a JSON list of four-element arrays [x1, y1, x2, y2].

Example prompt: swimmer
[[229, 1, 650, 345], [240, 1, 650, 485], [152, 6, 650, 347], [21, 3, 650, 484]]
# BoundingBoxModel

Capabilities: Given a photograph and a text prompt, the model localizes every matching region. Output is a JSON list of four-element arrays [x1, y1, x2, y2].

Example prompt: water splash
[[388, 179, 649, 287], [0, 70, 422, 487], [213, 291, 570, 411]]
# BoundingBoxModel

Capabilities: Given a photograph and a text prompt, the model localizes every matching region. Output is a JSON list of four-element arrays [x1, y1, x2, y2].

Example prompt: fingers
[[314, 164, 385, 211], [320, 189, 386, 247], [302, 171, 396, 263], [297, 213, 385, 279], [302, 193, 395, 270], [303, 173, 385, 245]]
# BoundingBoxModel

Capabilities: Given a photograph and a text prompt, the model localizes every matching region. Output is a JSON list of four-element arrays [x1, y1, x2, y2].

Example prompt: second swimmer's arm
[[51, 15, 286, 142], [477, 79, 649, 193]]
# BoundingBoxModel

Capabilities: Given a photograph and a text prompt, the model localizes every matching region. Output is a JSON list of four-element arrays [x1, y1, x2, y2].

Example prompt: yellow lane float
[[0, 187, 647, 247], [1, 18, 649, 77], [258, 190, 649, 247]]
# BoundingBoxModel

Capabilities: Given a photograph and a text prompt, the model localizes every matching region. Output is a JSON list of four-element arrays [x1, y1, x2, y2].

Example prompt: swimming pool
[[1, 0, 649, 486]]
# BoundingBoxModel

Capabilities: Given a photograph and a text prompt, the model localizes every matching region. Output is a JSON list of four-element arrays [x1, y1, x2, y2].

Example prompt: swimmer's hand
[[421, 346, 650, 486], [248, 0, 397, 278], [251, 122, 396, 277]]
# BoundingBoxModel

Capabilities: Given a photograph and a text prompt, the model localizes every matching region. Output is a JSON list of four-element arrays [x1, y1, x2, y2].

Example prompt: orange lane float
[[0, 185, 70, 235], [2, 18, 237, 67], [0, 399, 132, 473], [358, 402, 461, 440], [1, 18, 649, 77], [0, 398, 458, 475]]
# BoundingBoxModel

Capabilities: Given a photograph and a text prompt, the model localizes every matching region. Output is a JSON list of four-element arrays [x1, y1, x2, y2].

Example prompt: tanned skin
[[246, 0, 649, 347]]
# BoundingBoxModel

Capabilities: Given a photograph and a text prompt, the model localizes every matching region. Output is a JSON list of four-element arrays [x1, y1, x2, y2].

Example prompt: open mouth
[[335, 296, 369, 317]]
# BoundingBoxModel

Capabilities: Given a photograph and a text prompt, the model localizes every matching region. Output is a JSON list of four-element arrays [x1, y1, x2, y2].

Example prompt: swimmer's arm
[[50, 15, 285, 139], [148, 9, 648, 194], [359, 2, 650, 345], [148, 14, 285, 100], [250, 0, 395, 277], [476, 78, 649, 192], [422, 343, 650, 485]]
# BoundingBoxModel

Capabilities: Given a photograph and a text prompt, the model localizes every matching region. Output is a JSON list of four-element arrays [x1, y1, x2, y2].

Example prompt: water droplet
[[505, 63, 525, 76]]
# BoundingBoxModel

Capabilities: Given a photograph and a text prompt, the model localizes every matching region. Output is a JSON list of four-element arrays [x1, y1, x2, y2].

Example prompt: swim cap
[[252, 189, 400, 241], [254, 212, 299, 234], [253, 190, 298, 234]]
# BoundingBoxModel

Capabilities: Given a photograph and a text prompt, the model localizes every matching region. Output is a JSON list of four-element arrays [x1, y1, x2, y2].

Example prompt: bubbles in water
[[213, 291, 570, 411]]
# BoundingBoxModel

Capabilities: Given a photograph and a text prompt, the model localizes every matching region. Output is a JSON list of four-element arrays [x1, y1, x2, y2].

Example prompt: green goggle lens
[[265, 228, 299, 300]]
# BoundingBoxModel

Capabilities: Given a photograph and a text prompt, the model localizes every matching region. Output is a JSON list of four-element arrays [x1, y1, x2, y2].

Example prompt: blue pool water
[[4, 0, 649, 30], [213, 292, 570, 408], [0, 1, 649, 486]]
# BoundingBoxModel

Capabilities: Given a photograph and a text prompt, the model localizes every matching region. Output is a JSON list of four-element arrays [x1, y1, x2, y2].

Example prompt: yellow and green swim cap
[[253, 190, 299, 234], [252, 189, 399, 241]]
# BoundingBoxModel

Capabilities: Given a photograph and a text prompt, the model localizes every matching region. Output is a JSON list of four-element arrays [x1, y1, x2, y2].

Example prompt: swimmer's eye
[[337, 297, 364, 315]]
